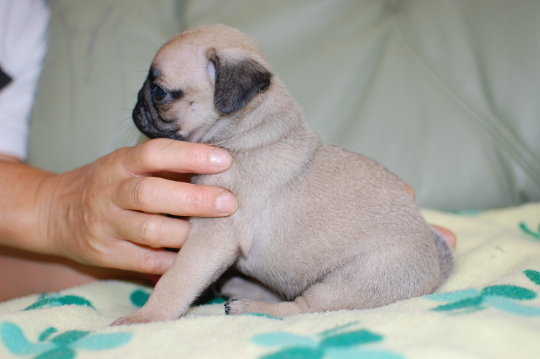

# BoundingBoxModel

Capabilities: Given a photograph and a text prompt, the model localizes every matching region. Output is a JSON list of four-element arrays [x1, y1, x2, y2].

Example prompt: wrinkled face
[[133, 45, 218, 142], [132, 28, 272, 144]]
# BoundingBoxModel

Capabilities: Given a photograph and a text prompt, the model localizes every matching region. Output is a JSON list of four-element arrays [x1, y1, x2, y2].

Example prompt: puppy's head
[[133, 24, 272, 143]]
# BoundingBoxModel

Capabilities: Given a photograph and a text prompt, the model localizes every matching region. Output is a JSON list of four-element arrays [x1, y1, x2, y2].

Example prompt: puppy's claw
[[225, 298, 254, 315], [224, 299, 239, 315], [110, 317, 127, 326], [110, 310, 173, 326]]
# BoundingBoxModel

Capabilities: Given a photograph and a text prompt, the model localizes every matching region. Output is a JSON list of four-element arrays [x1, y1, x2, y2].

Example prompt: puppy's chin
[[132, 101, 181, 140]]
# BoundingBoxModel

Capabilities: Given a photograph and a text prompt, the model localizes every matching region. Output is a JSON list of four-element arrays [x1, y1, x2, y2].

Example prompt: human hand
[[39, 138, 237, 274]]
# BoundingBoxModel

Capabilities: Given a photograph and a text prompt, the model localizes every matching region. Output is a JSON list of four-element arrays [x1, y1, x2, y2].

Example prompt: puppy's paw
[[110, 310, 170, 326], [110, 315, 154, 326], [224, 299, 251, 315]]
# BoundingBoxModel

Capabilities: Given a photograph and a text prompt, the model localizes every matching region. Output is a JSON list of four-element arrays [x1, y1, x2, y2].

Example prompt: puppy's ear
[[207, 49, 271, 115]]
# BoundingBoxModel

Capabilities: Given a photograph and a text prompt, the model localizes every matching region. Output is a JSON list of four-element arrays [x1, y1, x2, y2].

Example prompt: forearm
[[0, 157, 56, 254]]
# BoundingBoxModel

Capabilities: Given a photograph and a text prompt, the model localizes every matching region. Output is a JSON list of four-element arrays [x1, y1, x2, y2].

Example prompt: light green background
[[29, 0, 540, 210]]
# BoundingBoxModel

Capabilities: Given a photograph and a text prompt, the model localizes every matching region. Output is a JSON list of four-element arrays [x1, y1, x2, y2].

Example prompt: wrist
[[0, 161, 57, 254], [35, 171, 66, 256], [37, 165, 91, 259]]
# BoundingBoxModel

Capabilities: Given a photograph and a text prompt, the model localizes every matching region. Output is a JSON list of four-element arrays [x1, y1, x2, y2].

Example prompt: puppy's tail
[[431, 226, 454, 283]]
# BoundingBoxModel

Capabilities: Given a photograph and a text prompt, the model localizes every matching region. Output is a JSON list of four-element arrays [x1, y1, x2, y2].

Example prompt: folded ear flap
[[207, 49, 272, 115]]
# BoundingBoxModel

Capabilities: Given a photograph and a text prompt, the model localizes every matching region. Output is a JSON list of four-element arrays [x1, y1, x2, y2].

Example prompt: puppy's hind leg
[[224, 290, 314, 317], [224, 277, 358, 317], [225, 251, 441, 317], [224, 273, 357, 317], [220, 275, 282, 303]]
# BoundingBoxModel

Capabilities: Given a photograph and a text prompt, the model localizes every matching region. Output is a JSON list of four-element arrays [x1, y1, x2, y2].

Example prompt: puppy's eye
[[152, 84, 168, 102]]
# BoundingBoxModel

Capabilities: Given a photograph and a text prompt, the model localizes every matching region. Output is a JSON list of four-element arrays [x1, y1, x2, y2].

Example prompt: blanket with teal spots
[[0, 203, 539, 359]]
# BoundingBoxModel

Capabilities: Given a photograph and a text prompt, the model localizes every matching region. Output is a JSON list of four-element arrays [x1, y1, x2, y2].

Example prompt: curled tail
[[431, 226, 454, 282]]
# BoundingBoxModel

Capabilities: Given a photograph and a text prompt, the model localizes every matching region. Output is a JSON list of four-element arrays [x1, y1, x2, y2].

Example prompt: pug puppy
[[112, 24, 452, 325]]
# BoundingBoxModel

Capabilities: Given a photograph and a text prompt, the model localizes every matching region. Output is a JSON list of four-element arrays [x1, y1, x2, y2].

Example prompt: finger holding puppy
[[40, 139, 236, 274], [115, 176, 237, 218], [124, 138, 233, 176]]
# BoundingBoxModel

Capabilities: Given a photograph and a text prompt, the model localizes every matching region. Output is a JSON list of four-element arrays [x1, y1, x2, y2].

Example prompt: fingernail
[[210, 149, 232, 168], [216, 192, 238, 214]]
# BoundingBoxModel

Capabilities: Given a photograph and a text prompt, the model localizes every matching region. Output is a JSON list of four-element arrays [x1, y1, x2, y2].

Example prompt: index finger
[[124, 138, 232, 176]]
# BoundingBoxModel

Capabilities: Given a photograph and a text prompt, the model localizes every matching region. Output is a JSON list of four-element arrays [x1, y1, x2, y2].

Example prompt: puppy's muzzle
[[132, 81, 179, 140]]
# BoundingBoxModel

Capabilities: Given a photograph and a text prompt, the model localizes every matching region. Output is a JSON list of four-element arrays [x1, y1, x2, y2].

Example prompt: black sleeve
[[0, 66, 12, 91]]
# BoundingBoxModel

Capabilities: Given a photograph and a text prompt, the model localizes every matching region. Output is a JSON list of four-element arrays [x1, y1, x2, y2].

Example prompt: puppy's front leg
[[112, 225, 238, 325]]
